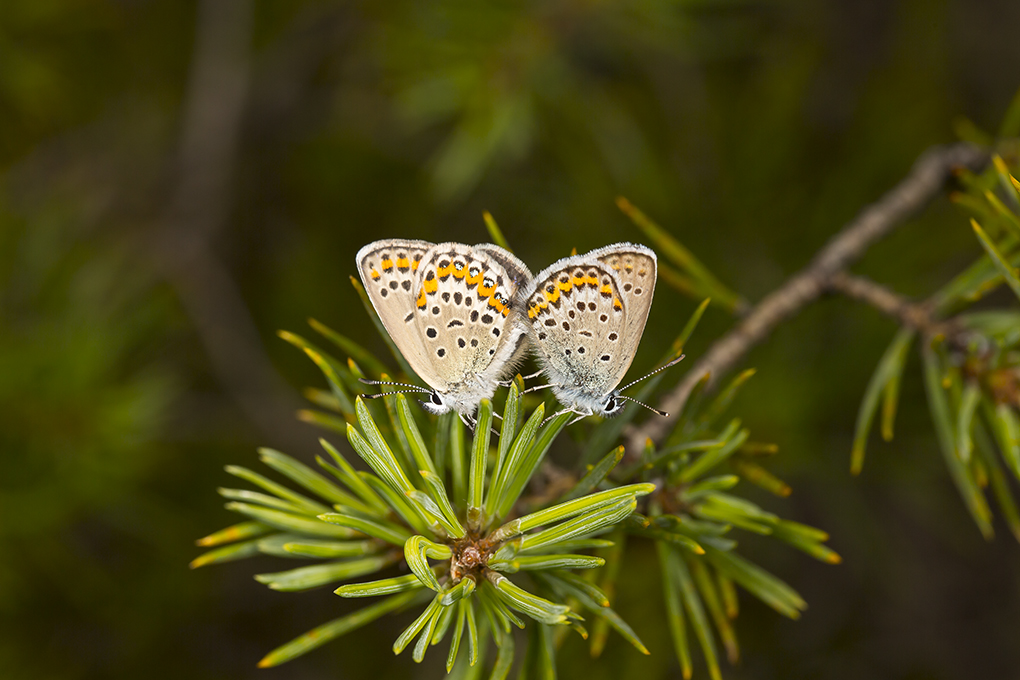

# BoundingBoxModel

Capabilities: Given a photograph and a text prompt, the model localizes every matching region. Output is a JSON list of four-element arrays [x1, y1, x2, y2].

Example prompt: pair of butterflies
[[356, 239, 676, 423]]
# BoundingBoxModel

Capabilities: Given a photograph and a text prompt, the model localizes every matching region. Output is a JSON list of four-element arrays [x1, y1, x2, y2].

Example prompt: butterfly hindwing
[[413, 243, 528, 396], [474, 243, 534, 291], [524, 257, 629, 400]]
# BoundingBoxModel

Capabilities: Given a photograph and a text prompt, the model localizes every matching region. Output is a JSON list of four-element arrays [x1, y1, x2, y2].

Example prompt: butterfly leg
[[497, 369, 544, 388], [542, 408, 570, 426], [542, 407, 592, 426], [468, 412, 500, 435], [567, 413, 591, 426]]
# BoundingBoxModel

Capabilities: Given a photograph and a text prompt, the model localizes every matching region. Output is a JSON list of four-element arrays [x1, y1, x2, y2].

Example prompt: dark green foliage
[[853, 154, 1020, 541]]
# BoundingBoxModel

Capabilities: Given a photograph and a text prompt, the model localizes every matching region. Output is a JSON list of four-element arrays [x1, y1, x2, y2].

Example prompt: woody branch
[[626, 142, 988, 456]]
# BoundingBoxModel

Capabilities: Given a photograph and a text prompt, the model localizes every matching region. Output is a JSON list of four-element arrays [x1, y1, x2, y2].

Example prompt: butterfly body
[[357, 239, 532, 419], [520, 243, 657, 418]]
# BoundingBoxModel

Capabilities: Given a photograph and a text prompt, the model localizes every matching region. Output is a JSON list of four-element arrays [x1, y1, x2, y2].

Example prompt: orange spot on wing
[[396, 257, 410, 269], [381, 258, 394, 271], [613, 297, 623, 310], [416, 290, 427, 308], [370, 269, 380, 281], [423, 278, 438, 294]]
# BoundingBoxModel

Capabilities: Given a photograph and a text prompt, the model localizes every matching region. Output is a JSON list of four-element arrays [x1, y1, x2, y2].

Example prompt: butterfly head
[[421, 390, 453, 415], [419, 388, 485, 422], [598, 392, 627, 417], [559, 386, 669, 420]]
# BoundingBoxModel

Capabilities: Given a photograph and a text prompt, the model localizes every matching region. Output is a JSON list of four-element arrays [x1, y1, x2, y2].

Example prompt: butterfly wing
[[594, 243, 657, 362], [356, 239, 439, 385], [523, 255, 630, 403], [412, 243, 530, 399], [473, 243, 535, 366], [473, 244, 534, 290]]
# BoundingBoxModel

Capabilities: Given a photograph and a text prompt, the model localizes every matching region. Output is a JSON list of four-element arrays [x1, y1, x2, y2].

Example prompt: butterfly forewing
[[595, 244, 657, 359], [356, 239, 438, 383]]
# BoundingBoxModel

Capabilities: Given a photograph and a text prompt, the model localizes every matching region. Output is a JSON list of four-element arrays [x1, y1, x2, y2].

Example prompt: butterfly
[[520, 243, 680, 420], [356, 239, 533, 421]]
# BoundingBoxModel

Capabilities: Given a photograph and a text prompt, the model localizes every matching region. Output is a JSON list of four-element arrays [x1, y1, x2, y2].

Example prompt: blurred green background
[[2, 0, 1019, 678]]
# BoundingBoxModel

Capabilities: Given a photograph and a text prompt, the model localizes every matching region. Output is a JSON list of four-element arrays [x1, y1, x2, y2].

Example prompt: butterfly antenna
[[359, 378, 430, 392], [357, 378, 431, 401], [616, 354, 685, 393], [363, 389, 429, 400], [617, 394, 669, 418]]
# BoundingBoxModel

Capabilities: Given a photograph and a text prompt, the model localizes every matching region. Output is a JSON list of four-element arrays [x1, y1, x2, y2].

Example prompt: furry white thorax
[[547, 384, 626, 418], [420, 324, 529, 420]]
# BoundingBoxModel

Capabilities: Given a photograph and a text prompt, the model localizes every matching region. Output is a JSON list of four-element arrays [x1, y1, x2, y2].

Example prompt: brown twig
[[828, 273, 974, 356], [627, 142, 988, 455], [828, 272, 937, 335]]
